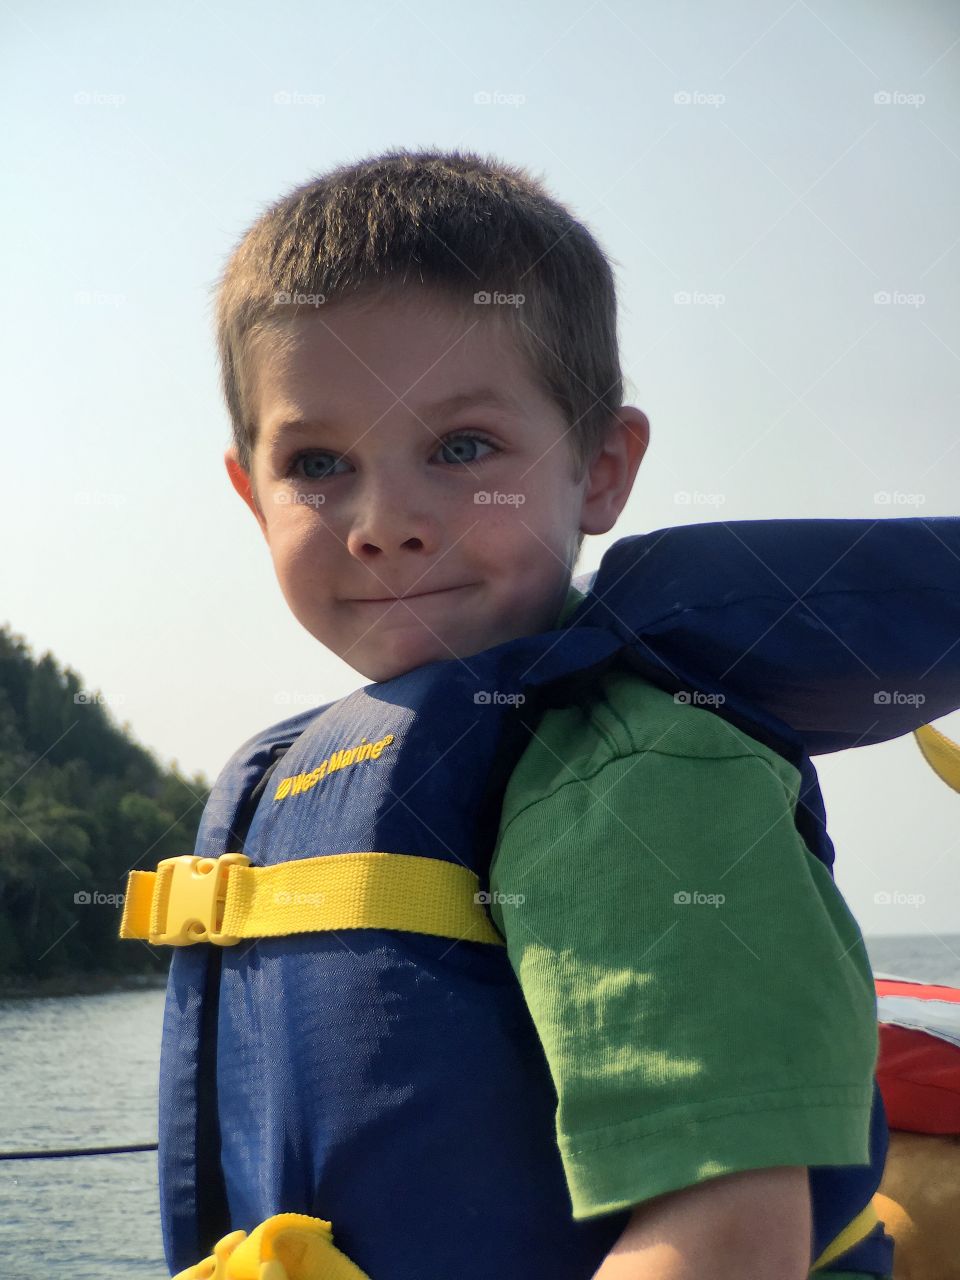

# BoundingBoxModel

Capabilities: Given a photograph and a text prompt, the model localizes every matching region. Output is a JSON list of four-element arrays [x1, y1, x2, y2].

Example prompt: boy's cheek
[[263, 500, 329, 547]]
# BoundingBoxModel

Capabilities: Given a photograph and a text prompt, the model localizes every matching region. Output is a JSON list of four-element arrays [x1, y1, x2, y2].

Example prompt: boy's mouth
[[349, 583, 477, 604]]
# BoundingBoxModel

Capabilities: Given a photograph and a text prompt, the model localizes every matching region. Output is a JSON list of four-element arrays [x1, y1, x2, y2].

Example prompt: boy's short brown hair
[[214, 146, 625, 504]]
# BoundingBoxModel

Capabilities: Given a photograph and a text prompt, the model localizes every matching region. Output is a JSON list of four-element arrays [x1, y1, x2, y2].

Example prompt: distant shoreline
[[0, 971, 168, 1000]]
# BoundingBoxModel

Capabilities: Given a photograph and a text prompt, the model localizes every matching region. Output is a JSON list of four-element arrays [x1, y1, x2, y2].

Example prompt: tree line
[[0, 624, 209, 984]]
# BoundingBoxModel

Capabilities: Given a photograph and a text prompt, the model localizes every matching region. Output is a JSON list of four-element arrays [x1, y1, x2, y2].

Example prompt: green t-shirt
[[487, 584, 883, 1278]]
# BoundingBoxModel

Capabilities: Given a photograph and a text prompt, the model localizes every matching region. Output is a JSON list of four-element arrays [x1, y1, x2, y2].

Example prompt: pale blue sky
[[3, 0, 959, 937]]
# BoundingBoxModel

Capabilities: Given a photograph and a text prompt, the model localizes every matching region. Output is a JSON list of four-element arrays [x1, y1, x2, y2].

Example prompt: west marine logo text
[[273, 734, 396, 801]]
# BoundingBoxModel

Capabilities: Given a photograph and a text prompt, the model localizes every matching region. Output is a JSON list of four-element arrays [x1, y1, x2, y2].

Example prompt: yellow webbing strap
[[172, 1198, 879, 1277], [811, 1198, 880, 1272], [119, 851, 505, 948], [914, 723, 960, 793], [171, 1212, 371, 1279]]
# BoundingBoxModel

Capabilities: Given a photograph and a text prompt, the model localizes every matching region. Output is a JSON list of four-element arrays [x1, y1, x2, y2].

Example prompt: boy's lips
[[348, 583, 477, 603]]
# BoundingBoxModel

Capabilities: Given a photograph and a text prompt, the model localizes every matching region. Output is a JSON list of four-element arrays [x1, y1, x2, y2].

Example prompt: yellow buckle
[[152, 853, 250, 946]]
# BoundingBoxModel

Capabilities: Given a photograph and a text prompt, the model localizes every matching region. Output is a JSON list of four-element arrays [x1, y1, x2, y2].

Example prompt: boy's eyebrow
[[266, 388, 523, 441]]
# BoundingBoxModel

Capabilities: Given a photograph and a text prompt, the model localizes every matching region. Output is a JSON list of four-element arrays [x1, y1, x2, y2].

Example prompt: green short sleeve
[[488, 671, 879, 1224]]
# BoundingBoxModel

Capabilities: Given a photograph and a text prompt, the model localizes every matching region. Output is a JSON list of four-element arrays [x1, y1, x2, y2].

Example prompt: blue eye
[[285, 431, 499, 480], [436, 432, 498, 465], [293, 452, 343, 480]]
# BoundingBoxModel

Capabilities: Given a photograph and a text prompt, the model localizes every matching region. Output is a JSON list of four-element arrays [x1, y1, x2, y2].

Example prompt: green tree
[[0, 624, 211, 984]]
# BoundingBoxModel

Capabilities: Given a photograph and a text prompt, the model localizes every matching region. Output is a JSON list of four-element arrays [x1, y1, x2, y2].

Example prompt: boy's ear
[[579, 406, 651, 537], [224, 445, 268, 537]]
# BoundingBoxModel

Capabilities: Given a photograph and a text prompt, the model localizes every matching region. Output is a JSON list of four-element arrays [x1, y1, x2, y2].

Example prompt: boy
[[148, 147, 893, 1278]]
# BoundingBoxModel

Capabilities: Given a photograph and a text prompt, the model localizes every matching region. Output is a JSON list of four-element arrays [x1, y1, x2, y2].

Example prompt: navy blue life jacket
[[157, 516, 960, 1279]]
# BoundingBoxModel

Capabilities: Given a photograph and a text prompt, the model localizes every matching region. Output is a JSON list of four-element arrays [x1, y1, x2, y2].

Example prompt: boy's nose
[[344, 484, 443, 560], [349, 531, 428, 558]]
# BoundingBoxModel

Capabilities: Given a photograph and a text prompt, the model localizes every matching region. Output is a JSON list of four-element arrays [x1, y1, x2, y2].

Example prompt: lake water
[[3, 935, 960, 1278]]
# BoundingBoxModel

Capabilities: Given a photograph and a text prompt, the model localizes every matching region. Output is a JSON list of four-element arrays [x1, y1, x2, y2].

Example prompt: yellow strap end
[[914, 723, 960, 794], [118, 870, 157, 939], [172, 1213, 371, 1280]]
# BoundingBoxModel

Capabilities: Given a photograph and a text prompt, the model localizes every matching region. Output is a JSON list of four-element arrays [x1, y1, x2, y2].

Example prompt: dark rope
[[0, 1141, 157, 1161]]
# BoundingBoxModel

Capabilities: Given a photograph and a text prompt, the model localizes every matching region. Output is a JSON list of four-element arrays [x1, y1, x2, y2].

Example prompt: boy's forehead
[[264, 387, 530, 442], [250, 301, 549, 438], [253, 292, 515, 369]]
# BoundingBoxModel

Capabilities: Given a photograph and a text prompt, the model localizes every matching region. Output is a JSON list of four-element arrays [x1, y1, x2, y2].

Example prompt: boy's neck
[[555, 581, 587, 628]]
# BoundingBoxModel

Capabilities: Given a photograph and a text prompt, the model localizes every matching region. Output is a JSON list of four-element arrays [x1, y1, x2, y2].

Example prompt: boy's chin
[[330, 606, 558, 682], [350, 630, 510, 684], [356, 645, 470, 684]]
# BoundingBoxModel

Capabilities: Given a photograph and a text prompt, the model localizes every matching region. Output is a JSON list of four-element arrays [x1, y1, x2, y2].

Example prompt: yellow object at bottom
[[914, 723, 960, 793], [172, 1213, 371, 1280], [810, 1198, 879, 1271]]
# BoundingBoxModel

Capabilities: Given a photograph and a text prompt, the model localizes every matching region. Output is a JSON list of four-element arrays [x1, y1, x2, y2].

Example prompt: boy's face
[[226, 290, 648, 682]]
